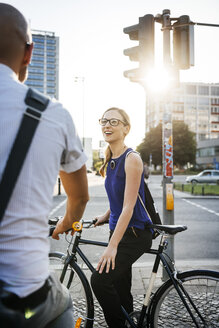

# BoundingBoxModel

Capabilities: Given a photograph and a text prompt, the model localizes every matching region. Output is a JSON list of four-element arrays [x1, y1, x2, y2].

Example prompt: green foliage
[[136, 121, 196, 168], [92, 150, 100, 170], [173, 121, 196, 167], [94, 160, 103, 173], [136, 123, 162, 168]]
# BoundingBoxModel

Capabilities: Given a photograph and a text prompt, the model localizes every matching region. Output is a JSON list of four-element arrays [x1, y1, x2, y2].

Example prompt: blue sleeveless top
[[105, 148, 152, 231]]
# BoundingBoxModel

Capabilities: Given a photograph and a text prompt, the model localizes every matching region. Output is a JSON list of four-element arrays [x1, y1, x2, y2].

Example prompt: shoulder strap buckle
[[25, 88, 49, 111]]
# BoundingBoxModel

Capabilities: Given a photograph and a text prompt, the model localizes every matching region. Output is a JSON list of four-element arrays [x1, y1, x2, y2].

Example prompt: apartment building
[[146, 82, 219, 141], [25, 30, 59, 99]]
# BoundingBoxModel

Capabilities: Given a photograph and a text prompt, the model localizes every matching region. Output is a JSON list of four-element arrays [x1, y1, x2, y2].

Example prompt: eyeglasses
[[99, 118, 126, 127]]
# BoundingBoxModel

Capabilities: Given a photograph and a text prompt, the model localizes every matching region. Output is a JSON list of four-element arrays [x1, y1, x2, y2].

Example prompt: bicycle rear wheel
[[49, 252, 94, 328], [150, 270, 219, 328]]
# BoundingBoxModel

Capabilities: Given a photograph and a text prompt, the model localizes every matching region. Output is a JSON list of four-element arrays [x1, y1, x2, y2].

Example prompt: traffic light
[[173, 15, 194, 70], [123, 14, 155, 82]]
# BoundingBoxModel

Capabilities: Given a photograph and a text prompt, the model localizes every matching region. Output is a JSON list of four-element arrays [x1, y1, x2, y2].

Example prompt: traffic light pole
[[161, 9, 175, 281]]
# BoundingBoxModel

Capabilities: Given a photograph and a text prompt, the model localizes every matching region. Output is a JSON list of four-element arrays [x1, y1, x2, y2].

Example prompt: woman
[[91, 107, 152, 328]]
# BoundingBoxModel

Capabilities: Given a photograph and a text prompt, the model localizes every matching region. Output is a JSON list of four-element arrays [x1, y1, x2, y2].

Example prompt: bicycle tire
[[149, 270, 219, 328], [49, 252, 94, 328]]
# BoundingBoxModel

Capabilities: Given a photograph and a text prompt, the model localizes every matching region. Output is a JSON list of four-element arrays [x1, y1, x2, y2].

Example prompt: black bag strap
[[0, 88, 49, 222], [125, 150, 162, 232], [143, 181, 162, 225]]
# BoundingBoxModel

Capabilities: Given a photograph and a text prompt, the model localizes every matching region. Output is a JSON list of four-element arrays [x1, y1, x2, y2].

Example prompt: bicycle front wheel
[[150, 270, 219, 328], [49, 252, 94, 328]]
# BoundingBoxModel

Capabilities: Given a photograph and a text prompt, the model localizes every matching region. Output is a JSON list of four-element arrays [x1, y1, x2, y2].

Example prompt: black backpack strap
[[0, 88, 49, 222]]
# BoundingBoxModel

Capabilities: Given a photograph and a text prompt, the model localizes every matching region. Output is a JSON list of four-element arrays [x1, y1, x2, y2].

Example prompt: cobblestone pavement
[[85, 292, 219, 328]]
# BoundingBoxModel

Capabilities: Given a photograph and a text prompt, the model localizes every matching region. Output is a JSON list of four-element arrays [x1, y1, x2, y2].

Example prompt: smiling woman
[[90, 106, 153, 328]]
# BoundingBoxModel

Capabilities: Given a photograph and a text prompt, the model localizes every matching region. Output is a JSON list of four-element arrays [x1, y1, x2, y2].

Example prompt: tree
[[173, 121, 196, 167], [92, 149, 103, 173], [136, 123, 162, 169], [136, 121, 196, 169]]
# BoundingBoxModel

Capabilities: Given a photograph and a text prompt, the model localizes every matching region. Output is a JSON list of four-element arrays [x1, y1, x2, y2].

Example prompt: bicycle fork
[[172, 271, 206, 327]]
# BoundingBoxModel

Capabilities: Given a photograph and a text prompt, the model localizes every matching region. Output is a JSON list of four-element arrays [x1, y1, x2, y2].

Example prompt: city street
[[50, 173, 219, 264]]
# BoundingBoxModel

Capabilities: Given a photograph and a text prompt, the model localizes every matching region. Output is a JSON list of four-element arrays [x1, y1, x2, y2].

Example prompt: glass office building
[[25, 30, 59, 99], [146, 82, 219, 141]]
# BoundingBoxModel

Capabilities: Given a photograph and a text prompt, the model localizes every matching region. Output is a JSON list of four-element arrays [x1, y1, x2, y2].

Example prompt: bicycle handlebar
[[48, 217, 107, 237]]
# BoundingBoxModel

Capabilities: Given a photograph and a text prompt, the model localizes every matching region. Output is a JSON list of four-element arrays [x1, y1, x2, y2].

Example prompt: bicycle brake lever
[[49, 226, 55, 237]]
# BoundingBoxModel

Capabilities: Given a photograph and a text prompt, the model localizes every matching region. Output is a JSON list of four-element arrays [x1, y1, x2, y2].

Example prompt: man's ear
[[23, 42, 33, 66]]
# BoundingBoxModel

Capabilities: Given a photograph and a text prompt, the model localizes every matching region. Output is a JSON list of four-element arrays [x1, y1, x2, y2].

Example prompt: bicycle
[[49, 217, 219, 328]]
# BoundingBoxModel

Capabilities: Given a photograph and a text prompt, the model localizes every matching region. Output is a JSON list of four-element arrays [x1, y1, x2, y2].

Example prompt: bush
[[94, 160, 103, 174], [174, 183, 219, 195]]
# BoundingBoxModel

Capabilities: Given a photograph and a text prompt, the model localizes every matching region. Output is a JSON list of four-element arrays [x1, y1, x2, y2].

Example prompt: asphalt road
[[49, 174, 219, 264]]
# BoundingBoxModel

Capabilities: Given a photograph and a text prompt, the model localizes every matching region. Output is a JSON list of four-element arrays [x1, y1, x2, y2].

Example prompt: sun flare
[[143, 67, 172, 94]]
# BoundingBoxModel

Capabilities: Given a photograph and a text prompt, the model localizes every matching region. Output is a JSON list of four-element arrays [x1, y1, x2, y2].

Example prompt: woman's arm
[[96, 153, 143, 273]]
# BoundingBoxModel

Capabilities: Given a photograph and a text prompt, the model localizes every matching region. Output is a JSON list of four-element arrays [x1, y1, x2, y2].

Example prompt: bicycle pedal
[[125, 311, 147, 328]]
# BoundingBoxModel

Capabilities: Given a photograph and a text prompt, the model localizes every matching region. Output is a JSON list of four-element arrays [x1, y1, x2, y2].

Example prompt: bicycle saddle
[[150, 224, 187, 235]]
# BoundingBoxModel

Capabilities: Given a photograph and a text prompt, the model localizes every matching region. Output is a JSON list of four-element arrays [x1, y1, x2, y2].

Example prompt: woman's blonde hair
[[99, 107, 131, 177]]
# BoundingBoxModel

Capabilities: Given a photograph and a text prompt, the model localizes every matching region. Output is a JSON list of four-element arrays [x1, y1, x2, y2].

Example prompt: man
[[0, 3, 89, 327]]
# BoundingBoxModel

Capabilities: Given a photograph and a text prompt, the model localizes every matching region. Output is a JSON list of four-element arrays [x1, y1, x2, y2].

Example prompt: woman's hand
[[96, 245, 117, 274], [94, 214, 109, 227]]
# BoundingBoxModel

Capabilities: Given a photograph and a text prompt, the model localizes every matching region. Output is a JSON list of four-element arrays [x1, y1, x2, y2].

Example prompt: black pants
[[91, 227, 152, 328]]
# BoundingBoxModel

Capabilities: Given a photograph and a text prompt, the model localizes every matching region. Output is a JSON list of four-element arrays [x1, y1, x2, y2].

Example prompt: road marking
[[49, 199, 66, 216], [183, 199, 219, 216]]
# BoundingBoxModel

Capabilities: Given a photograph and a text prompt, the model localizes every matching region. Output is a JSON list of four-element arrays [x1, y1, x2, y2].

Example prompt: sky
[[2, 0, 219, 149]]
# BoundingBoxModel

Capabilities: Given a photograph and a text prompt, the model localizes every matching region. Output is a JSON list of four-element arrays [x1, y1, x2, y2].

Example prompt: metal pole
[[162, 9, 171, 66], [162, 9, 175, 280]]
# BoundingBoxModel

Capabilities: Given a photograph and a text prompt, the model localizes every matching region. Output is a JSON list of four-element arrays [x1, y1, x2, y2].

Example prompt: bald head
[[0, 3, 33, 80]]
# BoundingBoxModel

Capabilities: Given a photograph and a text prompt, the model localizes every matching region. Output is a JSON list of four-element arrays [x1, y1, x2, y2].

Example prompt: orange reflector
[[72, 221, 83, 231], [75, 317, 82, 328]]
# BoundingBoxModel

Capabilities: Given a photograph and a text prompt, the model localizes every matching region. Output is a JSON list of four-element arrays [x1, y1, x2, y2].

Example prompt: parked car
[[186, 170, 219, 185]]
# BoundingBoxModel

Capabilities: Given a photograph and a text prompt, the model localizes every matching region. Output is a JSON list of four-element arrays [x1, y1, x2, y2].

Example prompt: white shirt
[[0, 64, 87, 297]]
